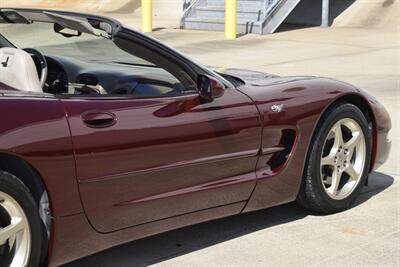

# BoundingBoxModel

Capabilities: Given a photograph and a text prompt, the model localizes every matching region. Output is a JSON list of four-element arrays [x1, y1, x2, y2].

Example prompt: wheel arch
[[0, 152, 52, 264], [310, 93, 376, 173], [0, 152, 51, 209]]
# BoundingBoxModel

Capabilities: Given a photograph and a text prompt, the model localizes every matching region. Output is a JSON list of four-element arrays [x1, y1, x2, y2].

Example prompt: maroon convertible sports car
[[0, 8, 392, 267]]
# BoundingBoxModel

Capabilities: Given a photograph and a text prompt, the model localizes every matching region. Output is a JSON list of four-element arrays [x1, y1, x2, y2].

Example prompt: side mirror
[[197, 74, 225, 101]]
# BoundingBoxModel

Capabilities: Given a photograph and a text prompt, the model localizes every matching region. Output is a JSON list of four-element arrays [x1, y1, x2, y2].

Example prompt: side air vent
[[77, 74, 99, 86], [269, 129, 297, 170]]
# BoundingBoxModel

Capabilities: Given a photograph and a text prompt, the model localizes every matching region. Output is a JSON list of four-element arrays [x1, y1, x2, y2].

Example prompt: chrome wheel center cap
[[338, 152, 346, 165]]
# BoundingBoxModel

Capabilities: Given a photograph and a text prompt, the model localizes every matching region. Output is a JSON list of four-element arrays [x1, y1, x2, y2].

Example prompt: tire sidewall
[[308, 104, 372, 212]]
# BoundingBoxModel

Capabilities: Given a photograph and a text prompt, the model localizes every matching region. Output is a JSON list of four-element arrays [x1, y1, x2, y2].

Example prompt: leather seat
[[0, 47, 42, 93]]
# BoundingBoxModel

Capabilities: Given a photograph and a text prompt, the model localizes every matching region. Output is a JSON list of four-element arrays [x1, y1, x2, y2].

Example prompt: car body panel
[[360, 91, 392, 171], [44, 77, 393, 266], [0, 96, 83, 216], [48, 202, 245, 267], [237, 77, 358, 211], [47, 75, 390, 266], [61, 89, 262, 232]]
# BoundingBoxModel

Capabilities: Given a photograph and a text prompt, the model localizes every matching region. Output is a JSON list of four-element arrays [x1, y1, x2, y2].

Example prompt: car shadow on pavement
[[352, 171, 394, 207], [66, 171, 394, 267]]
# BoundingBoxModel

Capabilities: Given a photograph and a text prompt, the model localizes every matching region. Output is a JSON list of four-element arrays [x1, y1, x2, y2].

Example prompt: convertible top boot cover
[[0, 48, 42, 93]]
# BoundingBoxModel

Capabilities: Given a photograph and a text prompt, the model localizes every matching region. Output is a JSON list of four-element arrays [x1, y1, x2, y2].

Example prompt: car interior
[[0, 10, 199, 98], [0, 44, 194, 97], [0, 47, 43, 93]]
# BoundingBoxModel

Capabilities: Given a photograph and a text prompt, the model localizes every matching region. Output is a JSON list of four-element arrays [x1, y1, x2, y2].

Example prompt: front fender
[[237, 76, 379, 212]]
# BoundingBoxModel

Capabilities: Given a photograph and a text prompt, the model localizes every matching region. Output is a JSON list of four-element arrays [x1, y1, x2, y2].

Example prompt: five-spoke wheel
[[298, 103, 371, 213], [320, 118, 366, 200]]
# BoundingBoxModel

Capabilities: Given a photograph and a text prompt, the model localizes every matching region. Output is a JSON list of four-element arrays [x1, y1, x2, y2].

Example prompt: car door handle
[[82, 111, 117, 128]]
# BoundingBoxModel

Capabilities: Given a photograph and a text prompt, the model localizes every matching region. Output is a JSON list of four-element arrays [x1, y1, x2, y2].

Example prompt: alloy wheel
[[0, 191, 31, 267], [320, 118, 367, 200]]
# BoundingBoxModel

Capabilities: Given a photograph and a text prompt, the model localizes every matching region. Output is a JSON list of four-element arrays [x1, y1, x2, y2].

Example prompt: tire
[[0, 171, 43, 267], [297, 103, 372, 213]]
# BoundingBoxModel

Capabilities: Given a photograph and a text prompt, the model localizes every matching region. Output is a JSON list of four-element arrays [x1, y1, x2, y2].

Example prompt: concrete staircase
[[181, 0, 301, 34]]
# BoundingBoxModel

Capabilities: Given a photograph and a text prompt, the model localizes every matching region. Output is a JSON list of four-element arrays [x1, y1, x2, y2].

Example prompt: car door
[[61, 88, 261, 232]]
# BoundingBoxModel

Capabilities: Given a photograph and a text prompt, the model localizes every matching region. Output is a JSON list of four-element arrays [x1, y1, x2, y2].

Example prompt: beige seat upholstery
[[0, 47, 42, 93]]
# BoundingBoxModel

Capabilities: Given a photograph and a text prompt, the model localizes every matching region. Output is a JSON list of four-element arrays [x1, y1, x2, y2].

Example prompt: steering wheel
[[23, 48, 48, 89]]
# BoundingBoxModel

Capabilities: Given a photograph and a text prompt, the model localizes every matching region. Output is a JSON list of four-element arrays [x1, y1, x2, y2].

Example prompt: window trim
[[56, 90, 199, 101]]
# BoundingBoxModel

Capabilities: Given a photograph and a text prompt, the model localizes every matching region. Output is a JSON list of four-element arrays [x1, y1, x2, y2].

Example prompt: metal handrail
[[180, 0, 286, 34], [264, 0, 282, 18], [180, 0, 202, 28], [260, 0, 283, 33]]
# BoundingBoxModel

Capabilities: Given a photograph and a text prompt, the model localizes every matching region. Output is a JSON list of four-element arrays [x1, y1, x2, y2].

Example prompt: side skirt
[[48, 201, 246, 266]]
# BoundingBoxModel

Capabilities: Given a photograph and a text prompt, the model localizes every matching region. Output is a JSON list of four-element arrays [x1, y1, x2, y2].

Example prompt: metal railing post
[[321, 0, 329, 27], [225, 0, 237, 39], [142, 0, 152, 32]]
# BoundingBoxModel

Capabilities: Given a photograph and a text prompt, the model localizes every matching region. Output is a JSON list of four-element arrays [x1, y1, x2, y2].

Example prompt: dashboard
[[40, 55, 186, 96], [45, 57, 69, 94]]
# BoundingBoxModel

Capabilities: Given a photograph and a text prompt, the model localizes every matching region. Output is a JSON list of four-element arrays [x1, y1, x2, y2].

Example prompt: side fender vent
[[269, 129, 297, 170]]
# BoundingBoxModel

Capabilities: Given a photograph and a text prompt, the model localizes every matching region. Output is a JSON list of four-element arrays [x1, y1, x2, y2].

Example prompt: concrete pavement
[[68, 172, 398, 267]]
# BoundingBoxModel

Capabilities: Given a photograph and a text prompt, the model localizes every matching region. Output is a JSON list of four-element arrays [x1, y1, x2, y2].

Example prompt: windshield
[[0, 22, 154, 66]]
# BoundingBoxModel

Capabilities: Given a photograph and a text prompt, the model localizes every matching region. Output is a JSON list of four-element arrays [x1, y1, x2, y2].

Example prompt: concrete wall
[[284, 0, 356, 26], [0, 0, 183, 17], [332, 0, 400, 29], [2, 0, 399, 30], [284, 0, 400, 30], [1, 0, 135, 12]]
